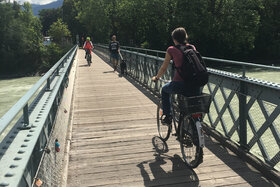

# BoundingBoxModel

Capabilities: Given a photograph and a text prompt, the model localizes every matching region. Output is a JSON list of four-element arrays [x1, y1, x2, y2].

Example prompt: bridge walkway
[[66, 49, 275, 186]]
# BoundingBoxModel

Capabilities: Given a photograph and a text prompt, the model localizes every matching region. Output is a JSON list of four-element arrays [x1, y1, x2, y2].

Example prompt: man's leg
[[162, 82, 172, 116], [115, 58, 119, 68], [161, 81, 186, 125], [116, 54, 119, 68], [162, 81, 186, 115], [112, 58, 117, 71]]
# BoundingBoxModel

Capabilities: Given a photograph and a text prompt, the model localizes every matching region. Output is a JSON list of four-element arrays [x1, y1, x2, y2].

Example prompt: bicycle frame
[[170, 96, 179, 133], [194, 118, 205, 148], [156, 78, 209, 168], [157, 78, 207, 148]]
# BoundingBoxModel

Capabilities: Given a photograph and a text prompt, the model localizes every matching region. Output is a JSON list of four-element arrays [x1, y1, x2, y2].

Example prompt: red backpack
[[84, 41, 92, 49]]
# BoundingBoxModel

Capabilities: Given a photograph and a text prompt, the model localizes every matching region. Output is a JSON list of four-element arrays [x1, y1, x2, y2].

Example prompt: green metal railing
[[95, 44, 280, 171], [120, 45, 280, 78], [0, 45, 78, 187]]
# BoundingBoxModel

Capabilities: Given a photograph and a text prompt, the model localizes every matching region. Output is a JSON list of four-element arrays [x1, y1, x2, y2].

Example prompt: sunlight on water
[[246, 71, 280, 84], [0, 77, 40, 118], [210, 64, 280, 84]]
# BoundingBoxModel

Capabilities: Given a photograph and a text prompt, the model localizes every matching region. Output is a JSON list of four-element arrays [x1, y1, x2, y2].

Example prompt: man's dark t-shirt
[[109, 41, 120, 54]]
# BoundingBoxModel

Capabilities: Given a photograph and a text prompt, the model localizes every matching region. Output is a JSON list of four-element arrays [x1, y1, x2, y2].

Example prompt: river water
[[0, 67, 279, 118], [0, 77, 40, 118]]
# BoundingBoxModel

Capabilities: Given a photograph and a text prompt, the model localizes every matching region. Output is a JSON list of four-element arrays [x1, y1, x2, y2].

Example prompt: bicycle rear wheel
[[157, 104, 171, 141], [171, 102, 180, 134], [179, 116, 203, 168], [87, 54, 91, 66]]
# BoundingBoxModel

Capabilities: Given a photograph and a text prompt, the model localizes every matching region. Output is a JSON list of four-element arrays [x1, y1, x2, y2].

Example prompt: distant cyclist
[[83, 37, 94, 63], [109, 35, 120, 71]]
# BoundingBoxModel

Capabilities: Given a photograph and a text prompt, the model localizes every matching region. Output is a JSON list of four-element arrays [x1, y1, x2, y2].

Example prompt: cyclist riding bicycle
[[83, 37, 94, 63], [152, 27, 203, 125]]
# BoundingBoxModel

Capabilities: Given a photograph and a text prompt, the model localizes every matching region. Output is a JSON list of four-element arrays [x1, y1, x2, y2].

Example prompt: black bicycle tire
[[87, 54, 91, 66], [157, 104, 171, 141], [179, 116, 203, 168], [171, 102, 179, 134]]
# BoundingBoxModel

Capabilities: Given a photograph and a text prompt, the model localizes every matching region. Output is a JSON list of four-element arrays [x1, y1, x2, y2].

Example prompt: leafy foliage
[[0, 2, 72, 76], [0, 2, 42, 75], [48, 18, 71, 43], [254, 0, 280, 60], [0, 0, 279, 77], [39, 8, 61, 36], [62, 0, 279, 62]]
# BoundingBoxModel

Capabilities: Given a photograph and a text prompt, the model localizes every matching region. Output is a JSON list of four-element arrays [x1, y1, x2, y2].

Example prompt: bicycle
[[85, 49, 91, 66], [156, 79, 211, 168]]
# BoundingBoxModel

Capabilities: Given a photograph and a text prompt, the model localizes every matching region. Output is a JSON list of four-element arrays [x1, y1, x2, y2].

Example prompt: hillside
[[32, 0, 63, 16]]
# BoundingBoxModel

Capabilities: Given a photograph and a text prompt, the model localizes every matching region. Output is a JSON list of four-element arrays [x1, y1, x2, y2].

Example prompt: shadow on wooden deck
[[94, 50, 277, 186]]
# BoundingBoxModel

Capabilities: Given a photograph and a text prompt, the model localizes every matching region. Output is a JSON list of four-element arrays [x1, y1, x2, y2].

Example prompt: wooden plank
[[66, 50, 276, 186]]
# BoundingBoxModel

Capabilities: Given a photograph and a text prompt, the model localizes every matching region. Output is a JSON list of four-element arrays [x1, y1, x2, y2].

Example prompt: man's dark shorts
[[111, 53, 119, 60]]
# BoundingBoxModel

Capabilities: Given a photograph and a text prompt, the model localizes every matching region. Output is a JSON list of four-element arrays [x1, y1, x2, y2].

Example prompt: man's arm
[[152, 52, 172, 81], [90, 41, 94, 50], [117, 42, 120, 53]]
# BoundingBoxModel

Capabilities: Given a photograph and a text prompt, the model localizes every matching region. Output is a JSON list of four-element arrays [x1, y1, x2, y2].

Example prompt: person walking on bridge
[[152, 27, 203, 125], [109, 35, 120, 71]]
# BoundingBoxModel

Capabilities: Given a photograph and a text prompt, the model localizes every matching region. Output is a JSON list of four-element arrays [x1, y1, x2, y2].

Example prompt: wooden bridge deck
[[66, 49, 276, 187]]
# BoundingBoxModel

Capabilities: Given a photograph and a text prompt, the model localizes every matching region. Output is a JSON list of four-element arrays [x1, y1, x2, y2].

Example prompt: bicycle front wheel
[[179, 116, 203, 168], [87, 55, 91, 66], [157, 104, 171, 141]]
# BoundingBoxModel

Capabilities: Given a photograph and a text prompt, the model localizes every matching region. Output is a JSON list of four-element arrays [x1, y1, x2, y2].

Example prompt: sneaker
[[162, 115, 172, 126]]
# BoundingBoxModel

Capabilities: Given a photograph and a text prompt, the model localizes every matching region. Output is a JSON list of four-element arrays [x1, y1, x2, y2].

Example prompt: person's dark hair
[[171, 27, 188, 44]]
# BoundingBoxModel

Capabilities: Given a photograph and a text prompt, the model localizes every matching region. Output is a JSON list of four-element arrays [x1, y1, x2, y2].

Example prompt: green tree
[[41, 19, 72, 72], [48, 18, 71, 43], [174, 0, 261, 59], [62, 0, 84, 42], [39, 8, 61, 36], [60, 0, 279, 62], [0, 2, 42, 75], [254, 0, 280, 61], [76, 0, 110, 43]]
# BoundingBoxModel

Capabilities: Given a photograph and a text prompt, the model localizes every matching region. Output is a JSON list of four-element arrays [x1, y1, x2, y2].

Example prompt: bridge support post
[[239, 80, 247, 149], [56, 66, 60, 76], [20, 104, 31, 130], [46, 78, 51, 91]]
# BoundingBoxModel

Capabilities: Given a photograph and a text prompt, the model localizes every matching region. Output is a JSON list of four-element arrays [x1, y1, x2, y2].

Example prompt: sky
[[11, 0, 57, 5]]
